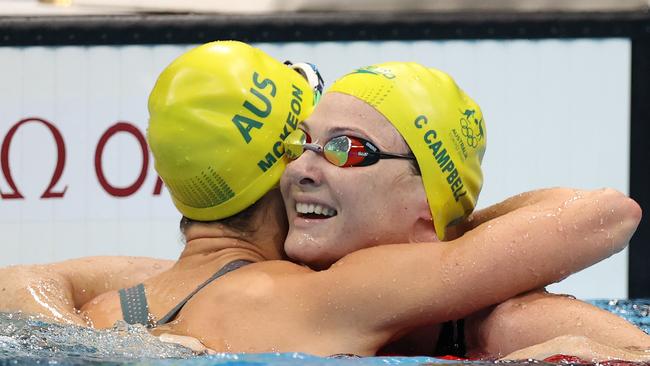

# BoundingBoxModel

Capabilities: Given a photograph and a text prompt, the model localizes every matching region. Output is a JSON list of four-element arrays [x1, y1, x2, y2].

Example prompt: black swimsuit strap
[[156, 259, 252, 325]]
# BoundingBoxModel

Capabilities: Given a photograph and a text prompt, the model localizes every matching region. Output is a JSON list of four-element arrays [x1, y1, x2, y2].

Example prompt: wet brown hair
[[179, 199, 262, 239]]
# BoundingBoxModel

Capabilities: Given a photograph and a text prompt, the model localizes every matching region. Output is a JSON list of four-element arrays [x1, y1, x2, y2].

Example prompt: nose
[[284, 149, 324, 188]]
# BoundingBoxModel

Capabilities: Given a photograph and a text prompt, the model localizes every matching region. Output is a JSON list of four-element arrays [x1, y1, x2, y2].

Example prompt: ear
[[410, 216, 439, 243], [409, 196, 440, 243], [399, 172, 437, 243]]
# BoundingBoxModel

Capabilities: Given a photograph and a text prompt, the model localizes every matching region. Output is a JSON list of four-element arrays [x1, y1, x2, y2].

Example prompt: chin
[[285, 242, 330, 270], [285, 241, 313, 264]]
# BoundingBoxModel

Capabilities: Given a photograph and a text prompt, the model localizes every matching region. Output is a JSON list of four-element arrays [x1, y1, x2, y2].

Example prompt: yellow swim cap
[[148, 41, 318, 221], [329, 62, 486, 240]]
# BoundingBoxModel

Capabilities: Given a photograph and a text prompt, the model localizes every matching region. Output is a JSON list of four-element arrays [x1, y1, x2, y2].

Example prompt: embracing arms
[[0, 256, 173, 326], [149, 187, 640, 355], [304, 188, 640, 340]]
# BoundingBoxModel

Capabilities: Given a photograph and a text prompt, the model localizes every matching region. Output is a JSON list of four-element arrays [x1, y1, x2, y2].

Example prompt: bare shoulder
[[195, 260, 312, 298], [163, 261, 369, 354], [79, 290, 123, 329], [51, 256, 174, 305], [168, 260, 318, 327]]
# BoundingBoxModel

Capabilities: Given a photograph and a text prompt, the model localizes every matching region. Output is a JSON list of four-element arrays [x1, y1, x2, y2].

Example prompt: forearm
[[503, 335, 650, 362], [466, 290, 650, 357], [444, 187, 640, 313], [321, 187, 641, 334], [461, 188, 595, 231]]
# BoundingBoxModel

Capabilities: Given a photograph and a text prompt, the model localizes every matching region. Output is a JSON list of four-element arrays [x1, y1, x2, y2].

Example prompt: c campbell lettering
[[414, 115, 428, 129], [417, 116, 467, 202]]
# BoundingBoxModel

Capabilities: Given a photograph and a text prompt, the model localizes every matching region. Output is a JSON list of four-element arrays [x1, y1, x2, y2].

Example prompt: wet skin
[[0, 92, 647, 359], [281, 92, 437, 270], [280, 91, 650, 356]]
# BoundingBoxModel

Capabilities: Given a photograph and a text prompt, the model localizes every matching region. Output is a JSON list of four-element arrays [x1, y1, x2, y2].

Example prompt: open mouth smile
[[295, 202, 337, 219]]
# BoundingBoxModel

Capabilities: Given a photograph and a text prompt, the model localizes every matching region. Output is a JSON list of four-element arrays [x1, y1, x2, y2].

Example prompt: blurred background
[[0, 0, 649, 299]]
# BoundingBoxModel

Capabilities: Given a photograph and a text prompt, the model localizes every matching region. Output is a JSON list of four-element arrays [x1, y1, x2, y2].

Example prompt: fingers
[[158, 333, 214, 354]]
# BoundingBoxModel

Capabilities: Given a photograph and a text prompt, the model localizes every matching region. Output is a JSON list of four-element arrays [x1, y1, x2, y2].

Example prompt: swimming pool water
[[590, 299, 650, 333], [0, 299, 648, 366]]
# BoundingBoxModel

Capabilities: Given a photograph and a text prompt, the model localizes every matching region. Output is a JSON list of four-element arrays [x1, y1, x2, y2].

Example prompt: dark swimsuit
[[118, 259, 252, 327], [374, 319, 466, 358], [434, 319, 466, 357]]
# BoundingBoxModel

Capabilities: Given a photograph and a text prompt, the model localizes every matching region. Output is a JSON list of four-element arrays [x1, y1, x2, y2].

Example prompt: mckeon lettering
[[257, 84, 305, 172]]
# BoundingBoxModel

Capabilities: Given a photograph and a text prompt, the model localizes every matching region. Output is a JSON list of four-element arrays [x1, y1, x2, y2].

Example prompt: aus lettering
[[232, 72, 277, 143]]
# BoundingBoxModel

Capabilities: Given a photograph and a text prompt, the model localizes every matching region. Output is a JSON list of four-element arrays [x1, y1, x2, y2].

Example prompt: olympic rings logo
[[459, 110, 484, 148]]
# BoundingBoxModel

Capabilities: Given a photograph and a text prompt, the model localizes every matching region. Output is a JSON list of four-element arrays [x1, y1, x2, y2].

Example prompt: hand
[[158, 333, 216, 355]]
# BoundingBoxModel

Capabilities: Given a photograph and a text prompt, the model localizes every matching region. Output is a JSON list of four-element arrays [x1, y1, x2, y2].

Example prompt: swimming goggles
[[284, 128, 416, 167]]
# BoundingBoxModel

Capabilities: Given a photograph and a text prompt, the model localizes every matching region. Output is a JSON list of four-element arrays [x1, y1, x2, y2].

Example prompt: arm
[[0, 256, 173, 326], [503, 335, 650, 362], [465, 290, 650, 357], [303, 188, 640, 341], [458, 187, 592, 233]]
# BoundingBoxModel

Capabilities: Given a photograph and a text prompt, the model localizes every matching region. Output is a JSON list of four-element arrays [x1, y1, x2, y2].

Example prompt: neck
[[177, 189, 288, 266], [168, 236, 273, 279], [180, 236, 273, 263], [140, 227, 278, 320]]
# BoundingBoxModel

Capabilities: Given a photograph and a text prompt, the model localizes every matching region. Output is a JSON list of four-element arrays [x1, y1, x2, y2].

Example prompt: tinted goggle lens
[[284, 129, 309, 160], [284, 129, 375, 167], [323, 136, 351, 166]]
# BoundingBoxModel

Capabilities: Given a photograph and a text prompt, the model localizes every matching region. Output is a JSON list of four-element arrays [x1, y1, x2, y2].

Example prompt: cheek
[[279, 173, 290, 196], [374, 178, 421, 237], [339, 172, 396, 218]]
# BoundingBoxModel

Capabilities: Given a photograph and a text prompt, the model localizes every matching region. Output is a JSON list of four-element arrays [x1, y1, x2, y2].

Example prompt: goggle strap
[[377, 153, 416, 160], [286, 61, 325, 104]]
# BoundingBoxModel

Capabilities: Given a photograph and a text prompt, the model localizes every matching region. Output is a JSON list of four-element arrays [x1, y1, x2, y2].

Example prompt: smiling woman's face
[[280, 92, 432, 269]]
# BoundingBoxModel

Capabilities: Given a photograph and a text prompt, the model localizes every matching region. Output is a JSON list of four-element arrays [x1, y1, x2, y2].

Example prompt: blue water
[[0, 299, 648, 366], [590, 299, 650, 333]]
